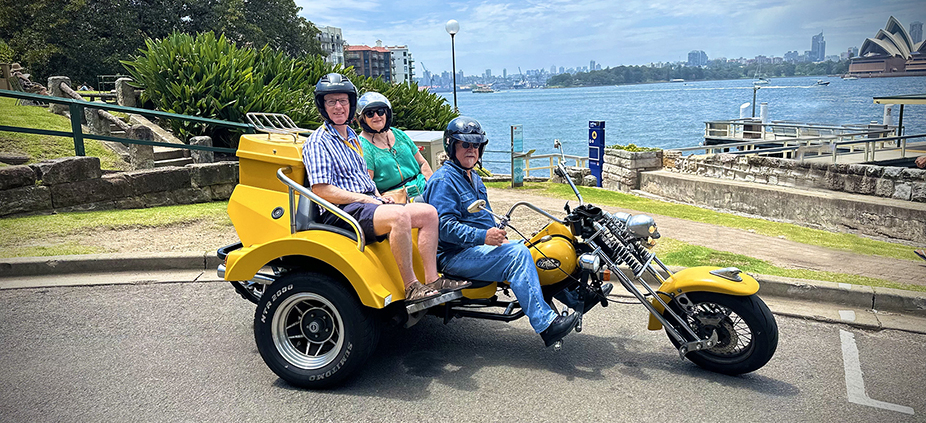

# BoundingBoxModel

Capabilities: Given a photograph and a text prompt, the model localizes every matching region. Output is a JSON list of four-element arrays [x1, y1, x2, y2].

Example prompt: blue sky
[[295, 0, 924, 76]]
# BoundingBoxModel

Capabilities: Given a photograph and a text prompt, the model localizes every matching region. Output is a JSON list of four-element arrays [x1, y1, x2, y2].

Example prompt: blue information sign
[[511, 125, 524, 187], [588, 121, 605, 187]]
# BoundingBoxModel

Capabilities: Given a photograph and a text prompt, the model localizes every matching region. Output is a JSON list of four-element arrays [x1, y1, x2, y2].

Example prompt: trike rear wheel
[[253, 272, 379, 388]]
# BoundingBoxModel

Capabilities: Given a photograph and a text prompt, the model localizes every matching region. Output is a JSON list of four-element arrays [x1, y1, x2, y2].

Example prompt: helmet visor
[[449, 133, 487, 145]]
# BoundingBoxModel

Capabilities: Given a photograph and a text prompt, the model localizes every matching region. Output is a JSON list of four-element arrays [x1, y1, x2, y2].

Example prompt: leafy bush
[[122, 31, 456, 149], [606, 143, 661, 152], [0, 39, 13, 64]]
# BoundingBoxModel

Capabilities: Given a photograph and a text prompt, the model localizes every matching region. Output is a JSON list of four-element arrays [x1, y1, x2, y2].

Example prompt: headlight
[[578, 253, 601, 273]]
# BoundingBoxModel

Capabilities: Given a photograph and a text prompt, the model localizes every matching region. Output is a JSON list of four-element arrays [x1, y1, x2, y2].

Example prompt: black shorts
[[320, 202, 388, 244]]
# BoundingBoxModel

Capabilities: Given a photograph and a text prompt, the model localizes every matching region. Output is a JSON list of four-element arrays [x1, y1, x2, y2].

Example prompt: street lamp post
[[445, 19, 460, 113]]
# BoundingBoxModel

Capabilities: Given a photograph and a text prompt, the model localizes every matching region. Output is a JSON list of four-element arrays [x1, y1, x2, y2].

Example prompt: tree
[[0, 0, 322, 84]]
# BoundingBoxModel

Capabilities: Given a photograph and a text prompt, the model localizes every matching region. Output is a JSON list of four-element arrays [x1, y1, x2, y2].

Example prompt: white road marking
[[840, 330, 915, 415], [838, 283, 852, 290], [839, 310, 856, 322]]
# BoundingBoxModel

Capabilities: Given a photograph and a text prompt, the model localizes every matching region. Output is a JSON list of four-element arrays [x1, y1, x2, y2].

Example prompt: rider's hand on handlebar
[[485, 227, 508, 246]]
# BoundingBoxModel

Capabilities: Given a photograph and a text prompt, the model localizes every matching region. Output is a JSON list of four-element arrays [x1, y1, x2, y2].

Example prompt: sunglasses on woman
[[364, 108, 387, 118]]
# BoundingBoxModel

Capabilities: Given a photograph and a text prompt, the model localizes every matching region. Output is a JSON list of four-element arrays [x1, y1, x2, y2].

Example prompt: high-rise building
[[551, 65, 557, 74], [589, 60, 596, 71], [345, 41, 392, 82], [911, 22, 924, 44], [811, 32, 826, 62], [687, 50, 708, 66], [316, 26, 344, 66], [503, 68, 507, 78], [386, 45, 414, 84], [485, 69, 492, 78]]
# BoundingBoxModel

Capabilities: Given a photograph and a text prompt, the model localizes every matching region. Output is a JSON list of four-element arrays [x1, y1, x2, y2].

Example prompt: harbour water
[[440, 75, 926, 174]]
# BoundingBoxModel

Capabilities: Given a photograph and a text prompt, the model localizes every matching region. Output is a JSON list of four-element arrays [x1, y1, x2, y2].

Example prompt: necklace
[[372, 133, 393, 150]]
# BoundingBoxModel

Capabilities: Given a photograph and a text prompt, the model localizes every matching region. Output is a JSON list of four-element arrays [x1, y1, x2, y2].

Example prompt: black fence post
[[69, 103, 85, 156]]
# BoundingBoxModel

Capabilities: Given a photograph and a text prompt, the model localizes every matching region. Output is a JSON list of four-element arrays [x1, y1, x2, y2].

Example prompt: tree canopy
[[0, 0, 323, 85], [548, 60, 851, 87]]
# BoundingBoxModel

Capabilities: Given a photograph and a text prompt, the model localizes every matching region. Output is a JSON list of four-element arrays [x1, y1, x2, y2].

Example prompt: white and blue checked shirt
[[302, 122, 377, 197]]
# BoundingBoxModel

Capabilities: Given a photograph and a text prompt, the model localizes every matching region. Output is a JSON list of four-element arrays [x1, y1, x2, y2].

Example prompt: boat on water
[[754, 77, 770, 85], [842, 75, 859, 80], [815, 80, 830, 86], [670, 78, 685, 83], [472, 85, 495, 93]]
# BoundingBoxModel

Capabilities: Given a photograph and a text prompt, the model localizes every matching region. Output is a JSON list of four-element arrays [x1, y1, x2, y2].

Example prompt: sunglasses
[[458, 141, 482, 149], [363, 108, 387, 118]]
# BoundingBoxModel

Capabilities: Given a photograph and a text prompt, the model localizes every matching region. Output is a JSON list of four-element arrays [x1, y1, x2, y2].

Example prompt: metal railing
[[673, 131, 926, 164], [0, 89, 250, 156], [482, 147, 588, 177]]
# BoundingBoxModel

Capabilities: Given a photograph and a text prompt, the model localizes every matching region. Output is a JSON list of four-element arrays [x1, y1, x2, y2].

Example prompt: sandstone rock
[[0, 165, 37, 190], [34, 156, 102, 185], [0, 185, 52, 216]]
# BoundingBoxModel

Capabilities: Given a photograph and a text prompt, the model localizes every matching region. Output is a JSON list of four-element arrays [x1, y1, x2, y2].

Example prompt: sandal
[[915, 250, 926, 261], [405, 281, 440, 304], [426, 276, 472, 293]]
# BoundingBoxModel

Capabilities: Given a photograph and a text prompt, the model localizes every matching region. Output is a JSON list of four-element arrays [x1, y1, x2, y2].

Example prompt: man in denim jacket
[[423, 116, 578, 347]]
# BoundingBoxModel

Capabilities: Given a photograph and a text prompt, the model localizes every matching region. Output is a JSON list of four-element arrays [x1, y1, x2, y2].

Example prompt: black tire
[[253, 272, 380, 389], [230, 281, 264, 305], [663, 292, 778, 375]]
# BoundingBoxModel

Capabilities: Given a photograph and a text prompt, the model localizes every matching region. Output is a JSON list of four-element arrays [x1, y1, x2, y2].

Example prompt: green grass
[[0, 96, 128, 170], [0, 202, 232, 257], [653, 238, 926, 293], [486, 181, 918, 262]]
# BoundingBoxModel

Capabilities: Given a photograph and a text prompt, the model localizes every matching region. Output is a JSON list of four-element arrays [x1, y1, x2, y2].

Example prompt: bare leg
[[372, 205, 418, 288], [405, 203, 440, 283]]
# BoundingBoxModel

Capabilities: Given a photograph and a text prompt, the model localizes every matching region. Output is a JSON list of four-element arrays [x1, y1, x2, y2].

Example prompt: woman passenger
[[356, 92, 433, 203]]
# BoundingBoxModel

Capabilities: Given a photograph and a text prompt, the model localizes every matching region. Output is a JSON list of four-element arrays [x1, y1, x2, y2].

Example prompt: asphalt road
[[1, 280, 924, 422]]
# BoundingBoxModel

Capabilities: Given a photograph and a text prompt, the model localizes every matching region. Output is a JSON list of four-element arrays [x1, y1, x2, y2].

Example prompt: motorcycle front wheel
[[663, 292, 778, 375]]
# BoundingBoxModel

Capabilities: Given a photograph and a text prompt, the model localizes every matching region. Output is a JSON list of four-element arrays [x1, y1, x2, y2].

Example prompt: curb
[[0, 252, 223, 277], [1, 253, 924, 317]]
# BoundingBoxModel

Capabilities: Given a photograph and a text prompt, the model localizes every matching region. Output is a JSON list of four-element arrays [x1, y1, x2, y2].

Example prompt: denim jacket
[[423, 161, 498, 264]]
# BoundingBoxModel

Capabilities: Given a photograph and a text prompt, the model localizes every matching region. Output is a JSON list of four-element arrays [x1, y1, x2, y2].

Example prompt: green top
[[359, 127, 427, 196]]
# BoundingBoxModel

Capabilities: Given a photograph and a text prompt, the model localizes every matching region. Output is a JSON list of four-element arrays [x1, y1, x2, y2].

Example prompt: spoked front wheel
[[663, 292, 778, 375]]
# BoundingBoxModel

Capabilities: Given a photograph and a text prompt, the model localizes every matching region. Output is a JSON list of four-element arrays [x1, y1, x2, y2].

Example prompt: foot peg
[[678, 330, 719, 359], [406, 290, 462, 314]]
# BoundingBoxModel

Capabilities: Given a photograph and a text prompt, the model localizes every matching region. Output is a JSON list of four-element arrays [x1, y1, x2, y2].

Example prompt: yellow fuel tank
[[527, 222, 577, 285]]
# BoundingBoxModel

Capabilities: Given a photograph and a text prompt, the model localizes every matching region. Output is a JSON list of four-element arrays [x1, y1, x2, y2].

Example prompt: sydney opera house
[[847, 16, 926, 77]]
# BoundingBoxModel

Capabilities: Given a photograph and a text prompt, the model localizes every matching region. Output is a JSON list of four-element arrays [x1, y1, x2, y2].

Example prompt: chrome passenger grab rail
[[276, 167, 366, 252]]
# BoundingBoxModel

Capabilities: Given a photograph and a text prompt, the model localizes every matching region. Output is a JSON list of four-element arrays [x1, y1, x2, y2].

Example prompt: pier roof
[[873, 93, 926, 105]]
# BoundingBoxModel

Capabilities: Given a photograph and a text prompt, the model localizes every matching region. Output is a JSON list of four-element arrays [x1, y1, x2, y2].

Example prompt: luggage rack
[[245, 113, 313, 142]]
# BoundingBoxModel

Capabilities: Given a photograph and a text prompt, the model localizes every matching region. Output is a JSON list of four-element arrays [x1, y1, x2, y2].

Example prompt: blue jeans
[[440, 241, 557, 333]]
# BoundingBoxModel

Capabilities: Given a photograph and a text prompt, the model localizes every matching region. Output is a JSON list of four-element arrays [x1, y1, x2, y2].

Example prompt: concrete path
[[486, 187, 926, 287]]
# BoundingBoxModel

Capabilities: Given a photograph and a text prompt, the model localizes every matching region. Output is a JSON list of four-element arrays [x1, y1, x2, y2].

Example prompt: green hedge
[[122, 31, 455, 149]]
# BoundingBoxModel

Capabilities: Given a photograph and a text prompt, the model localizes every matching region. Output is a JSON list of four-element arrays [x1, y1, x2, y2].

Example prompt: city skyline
[[297, 0, 923, 77]]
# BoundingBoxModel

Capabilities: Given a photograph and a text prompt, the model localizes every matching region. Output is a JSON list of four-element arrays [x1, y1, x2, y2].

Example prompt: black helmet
[[314, 73, 358, 125], [443, 116, 487, 169], [356, 92, 393, 134]]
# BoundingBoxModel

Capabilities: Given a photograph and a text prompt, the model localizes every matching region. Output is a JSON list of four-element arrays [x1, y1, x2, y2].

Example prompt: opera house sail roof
[[849, 16, 926, 77]]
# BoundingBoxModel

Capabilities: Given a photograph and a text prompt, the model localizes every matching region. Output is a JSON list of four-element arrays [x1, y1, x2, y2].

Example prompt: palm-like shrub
[[122, 32, 456, 149]]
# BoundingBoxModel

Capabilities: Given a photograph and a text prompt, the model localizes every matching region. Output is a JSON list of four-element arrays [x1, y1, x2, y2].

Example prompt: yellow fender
[[223, 231, 418, 309], [646, 266, 759, 331]]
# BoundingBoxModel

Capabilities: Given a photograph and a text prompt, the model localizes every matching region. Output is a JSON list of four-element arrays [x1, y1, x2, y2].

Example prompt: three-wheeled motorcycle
[[218, 113, 778, 388]]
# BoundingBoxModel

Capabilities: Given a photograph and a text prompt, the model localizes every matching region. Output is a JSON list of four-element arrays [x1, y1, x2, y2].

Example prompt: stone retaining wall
[[664, 153, 926, 203], [0, 156, 238, 217], [600, 149, 663, 191]]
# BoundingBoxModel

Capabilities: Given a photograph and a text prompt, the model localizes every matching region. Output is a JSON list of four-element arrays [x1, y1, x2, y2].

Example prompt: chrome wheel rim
[[272, 293, 344, 370]]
